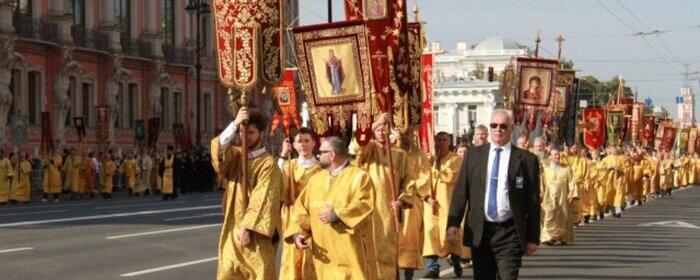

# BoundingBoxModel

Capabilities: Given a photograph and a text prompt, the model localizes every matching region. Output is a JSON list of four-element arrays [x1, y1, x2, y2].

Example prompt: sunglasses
[[489, 123, 509, 130], [318, 150, 333, 154]]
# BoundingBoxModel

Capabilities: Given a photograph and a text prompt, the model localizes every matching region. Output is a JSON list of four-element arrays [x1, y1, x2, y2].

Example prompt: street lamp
[[185, 0, 210, 148]]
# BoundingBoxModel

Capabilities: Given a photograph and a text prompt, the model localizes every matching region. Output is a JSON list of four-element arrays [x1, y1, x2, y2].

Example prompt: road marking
[[163, 212, 223, 221], [0, 205, 219, 228], [95, 201, 186, 210], [120, 257, 217, 277], [0, 202, 95, 212], [0, 209, 69, 217], [0, 247, 34, 254], [639, 220, 700, 229], [106, 223, 222, 240]]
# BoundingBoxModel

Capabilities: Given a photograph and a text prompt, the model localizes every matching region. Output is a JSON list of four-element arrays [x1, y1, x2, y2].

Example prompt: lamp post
[[186, 0, 210, 148]]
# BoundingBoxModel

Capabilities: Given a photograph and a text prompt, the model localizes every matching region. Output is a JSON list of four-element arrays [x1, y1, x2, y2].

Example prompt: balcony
[[120, 34, 154, 59], [162, 43, 194, 65], [14, 14, 60, 43], [71, 26, 110, 52]]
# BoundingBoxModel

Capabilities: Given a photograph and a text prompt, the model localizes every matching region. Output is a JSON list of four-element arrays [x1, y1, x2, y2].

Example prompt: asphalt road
[[1, 186, 699, 280]]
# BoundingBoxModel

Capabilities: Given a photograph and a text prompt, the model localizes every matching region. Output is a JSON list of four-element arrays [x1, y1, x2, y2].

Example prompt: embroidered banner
[[630, 102, 644, 143], [419, 53, 434, 154], [40, 111, 53, 152], [212, 0, 283, 89], [270, 68, 302, 136], [293, 21, 374, 145], [134, 119, 145, 148], [11, 115, 28, 147], [96, 106, 110, 144], [661, 125, 676, 153], [583, 108, 606, 150], [642, 115, 656, 148], [403, 21, 423, 130], [147, 117, 160, 149], [606, 109, 624, 147]]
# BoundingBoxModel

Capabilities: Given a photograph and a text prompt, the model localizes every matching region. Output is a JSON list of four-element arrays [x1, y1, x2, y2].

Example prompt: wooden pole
[[240, 91, 249, 210], [327, 0, 332, 23]]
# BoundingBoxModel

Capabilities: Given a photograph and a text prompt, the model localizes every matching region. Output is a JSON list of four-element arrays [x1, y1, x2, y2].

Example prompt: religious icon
[[365, 0, 387, 20], [325, 50, 344, 94], [553, 86, 567, 112], [310, 41, 361, 100], [519, 69, 551, 106], [275, 87, 291, 105]]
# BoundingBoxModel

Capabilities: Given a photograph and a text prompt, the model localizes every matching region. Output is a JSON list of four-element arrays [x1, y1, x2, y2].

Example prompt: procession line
[[106, 223, 222, 240], [0, 247, 34, 254], [95, 201, 186, 210], [163, 212, 223, 221], [120, 257, 217, 277], [0, 209, 69, 217], [0, 205, 219, 228]]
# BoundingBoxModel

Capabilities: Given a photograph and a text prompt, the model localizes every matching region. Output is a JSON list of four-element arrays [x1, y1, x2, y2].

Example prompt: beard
[[319, 158, 330, 168]]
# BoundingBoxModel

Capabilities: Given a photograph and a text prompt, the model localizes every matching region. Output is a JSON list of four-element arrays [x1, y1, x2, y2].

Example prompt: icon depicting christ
[[325, 49, 344, 95]]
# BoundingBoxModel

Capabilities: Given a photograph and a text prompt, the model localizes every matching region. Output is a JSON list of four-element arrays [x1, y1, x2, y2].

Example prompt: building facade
[[0, 0, 248, 156], [430, 36, 527, 139], [678, 86, 695, 127]]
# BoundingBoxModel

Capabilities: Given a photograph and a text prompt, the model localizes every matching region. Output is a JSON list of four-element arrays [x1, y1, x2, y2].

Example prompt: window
[[69, 0, 86, 27], [201, 16, 210, 51], [14, 0, 32, 17], [28, 71, 39, 124], [172, 91, 182, 125], [160, 87, 168, 130], [467, 105, 477, 125], [127, 83, 138, 128], [115, 82, 123, 128], [115, 0, 131, 37], [203, 93, 211, 132], [81, 82, 91, 126], [161, 0, 175, 45]]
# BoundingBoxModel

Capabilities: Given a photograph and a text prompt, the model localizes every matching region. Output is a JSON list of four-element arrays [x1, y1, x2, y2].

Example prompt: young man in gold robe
[[9, 154, 31, 203], [68, 149, 83, 200], [599, 147, 628, 218], [121, 152, 139, 195], [278, 127, 322, 280], [214, 107, 282, 280], [0, 150, 14, 204], [660, 152, 674, 196], [540, 148, 577, 245], [587, 149, 603, 221], [134, 148, 153, 196], [566, 145, 588, 225], [285, 136, 376, 280], [100, 153, 117, 199], [161, 146, 175, 200], [421, 132, 470, 278], [354, 113, 409, 280], [41, 151, 63, 202]]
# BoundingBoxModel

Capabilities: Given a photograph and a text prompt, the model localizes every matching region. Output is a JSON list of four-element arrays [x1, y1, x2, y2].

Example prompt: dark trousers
[[471, 219, 522, 280]]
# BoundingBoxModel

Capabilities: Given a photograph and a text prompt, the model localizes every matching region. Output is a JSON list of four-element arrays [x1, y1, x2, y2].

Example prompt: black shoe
[[403, 269, 414, 280], [423, 270, 440, 279], [453, 262, 463, 277], [613, 213, 621, 218], [583, 215, 590, 224]]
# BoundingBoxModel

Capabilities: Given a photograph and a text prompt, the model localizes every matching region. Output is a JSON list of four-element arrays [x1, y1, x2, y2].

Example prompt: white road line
[[95, 201, 186, 210], [120, 257, 217, 277], [0, 205, 219, 228], [0, 209, 69, 217], [0, 247, 34, 254], [0, 202, 95, 212], [106, 223, 222, 240], [163, 212, 223, 221]]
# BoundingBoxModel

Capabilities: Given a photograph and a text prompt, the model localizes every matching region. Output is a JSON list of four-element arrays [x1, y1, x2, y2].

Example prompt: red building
[[0, 0, 231, 156]]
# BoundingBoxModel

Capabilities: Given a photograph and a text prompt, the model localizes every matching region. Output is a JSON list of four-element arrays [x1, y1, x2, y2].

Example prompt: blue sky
[[298, 0, 700, 118]]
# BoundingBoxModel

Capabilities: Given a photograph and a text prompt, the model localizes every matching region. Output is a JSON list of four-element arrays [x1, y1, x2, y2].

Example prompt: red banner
[[630, 103, 643, 143], [419, 53, 435, 154], [662, 125, 676, 153], [271, 69, 302, 136], [583, 108, 606, 150], [212, 0, 283, 89]]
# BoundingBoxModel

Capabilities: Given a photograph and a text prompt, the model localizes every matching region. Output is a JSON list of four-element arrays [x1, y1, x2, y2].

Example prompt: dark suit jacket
[[447, 143, 541, 254]]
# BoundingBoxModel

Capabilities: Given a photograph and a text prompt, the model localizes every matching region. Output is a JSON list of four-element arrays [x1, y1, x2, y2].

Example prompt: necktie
[[488, 148, 502, 221]]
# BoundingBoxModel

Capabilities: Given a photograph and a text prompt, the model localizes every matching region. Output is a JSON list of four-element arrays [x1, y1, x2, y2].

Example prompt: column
[[48, 0, 72, 43], [0, 1, 14, 35], [100, 0, 121, 52], [143, 0, 162, 57]]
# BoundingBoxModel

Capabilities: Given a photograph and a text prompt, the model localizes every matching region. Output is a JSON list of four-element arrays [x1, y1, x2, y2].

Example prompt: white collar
[[328, 161, 349, 177], [247, 147, 267, 159], [491, 142, 512, 152], [298, 156, 318, 168]]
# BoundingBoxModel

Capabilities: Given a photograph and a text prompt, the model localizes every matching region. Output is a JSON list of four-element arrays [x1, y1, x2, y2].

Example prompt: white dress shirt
[[277, 155, 318, 170], [484, 142, 513, 222]]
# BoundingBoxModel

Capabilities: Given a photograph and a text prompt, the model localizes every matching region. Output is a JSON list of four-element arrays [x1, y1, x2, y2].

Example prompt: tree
[[470, 61, 485, 80]]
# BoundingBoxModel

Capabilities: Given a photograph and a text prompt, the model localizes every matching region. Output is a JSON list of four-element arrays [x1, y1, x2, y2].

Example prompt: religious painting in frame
[[642, 115, 656, 148], [364, 0, 387, 20], [293, 21, 374, 142], [661, 125, 676, 153], [517, 57, 559, 108], [606, 109, 625, 146], [583, 108, 606, 150], [11, 115, 28, 147], [274, 86, 291, 106]]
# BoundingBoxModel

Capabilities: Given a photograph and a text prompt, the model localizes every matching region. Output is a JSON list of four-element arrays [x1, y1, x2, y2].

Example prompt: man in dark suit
[[447, 109, 541, 280]]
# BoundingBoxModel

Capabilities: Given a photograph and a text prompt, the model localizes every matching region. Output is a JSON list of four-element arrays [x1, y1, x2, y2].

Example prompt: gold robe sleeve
[[240, 158, 282, 238], [333, 170, 375, 231]]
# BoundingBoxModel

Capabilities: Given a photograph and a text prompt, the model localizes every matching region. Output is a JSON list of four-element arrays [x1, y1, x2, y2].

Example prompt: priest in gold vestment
[[421, 132, 469, 278], [354, 113, 409, 280], [285, 136, 377, 280], [540, 149, 577, 245], [278, 128, 322, 280], [599, 147, 628, 218], [214, 108, 282, 280]]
